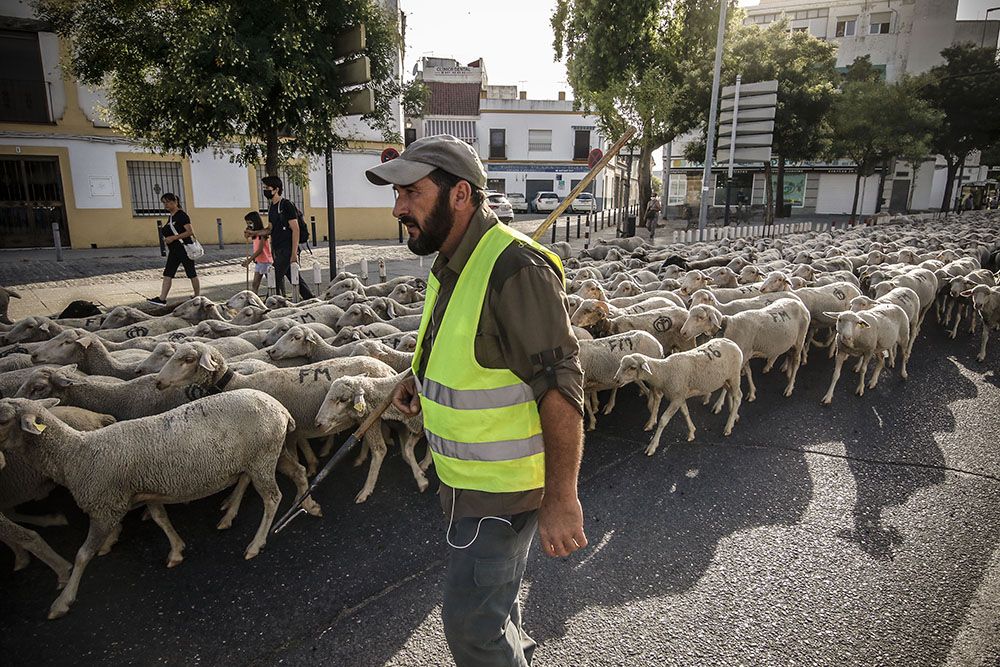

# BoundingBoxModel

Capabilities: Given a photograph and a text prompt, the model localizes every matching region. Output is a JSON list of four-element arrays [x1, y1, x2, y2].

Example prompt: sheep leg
[[646, 400, 681, 456], [276, 449, 323, 517], [146, 503, 186, 568], [899, 343, 910, 380], [644, 391, 663, 431], [418, 445, 434, 472], [48, 518, 118, 619], [0, 515, 71, 587], [711, 388, 726, 414], [948, 305, 963, 338], [783, 346, 802, 398], [353, 437, 371, 467], [762, 355, 778, 373], [969, 308, 978, 334], [852, 357, 865, 373], [943, 299, 955, 326], [318, 436, 335, 458], [822, 352, 849, 405], [5, 511, 69, 528], [602, 387, 619, 415], [856, 354, 873, 396], [867, 353, 886, 389], [355, 431, 388, 504], [723, 378, 743, 435], [679, 401, 697, 442], [97, 522, 123, 556], [217, 475, 252, 529], [978, 326, 990, 363], [400, 430, 430, 493], [298, 438, 319, 477], [584, 391, 597, 431], [743, 364, 757, 402], [244, 472, 281, 560]]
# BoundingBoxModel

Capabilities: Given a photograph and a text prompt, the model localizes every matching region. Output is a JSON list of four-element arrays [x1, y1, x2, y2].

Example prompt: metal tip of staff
[[271, 507, 308, 535]]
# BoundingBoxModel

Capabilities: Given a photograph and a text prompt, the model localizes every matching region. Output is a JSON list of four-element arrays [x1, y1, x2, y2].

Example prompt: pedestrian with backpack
[[246, 176, 313, 299]]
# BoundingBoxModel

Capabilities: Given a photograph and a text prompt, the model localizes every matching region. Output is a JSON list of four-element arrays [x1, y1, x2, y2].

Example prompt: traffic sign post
[[715, 77, 778, 228]]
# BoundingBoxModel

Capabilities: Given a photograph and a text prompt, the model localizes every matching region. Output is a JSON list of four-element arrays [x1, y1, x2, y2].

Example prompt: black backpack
[[295, 207, 309, 244]]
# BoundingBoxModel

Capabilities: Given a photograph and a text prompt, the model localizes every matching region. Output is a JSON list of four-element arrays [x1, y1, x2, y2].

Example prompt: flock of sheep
[[1, 210, 998, 621]]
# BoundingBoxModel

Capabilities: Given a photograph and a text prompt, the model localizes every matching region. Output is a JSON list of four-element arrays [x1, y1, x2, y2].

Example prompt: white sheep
[[579, 331, 664, 431], [820, 304, 911, 405], [611, 338, 743, 455], [962, 284, 1000, 362], [850, 286, 921, 357], [0, 391, 296, 618], [680, 299, 811, 403], [314, 373, 429, 503]]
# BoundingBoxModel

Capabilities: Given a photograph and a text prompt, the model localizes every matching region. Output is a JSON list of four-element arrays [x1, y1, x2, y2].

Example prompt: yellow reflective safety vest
[[412, 222, 565, 493]]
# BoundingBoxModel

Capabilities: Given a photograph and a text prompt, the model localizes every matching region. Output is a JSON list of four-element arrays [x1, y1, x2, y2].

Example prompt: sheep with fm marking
[[612, 338, 743, 455], [679, 299, 811, 405], [579, 331, 664, 431], [0, 391, 295, 619]]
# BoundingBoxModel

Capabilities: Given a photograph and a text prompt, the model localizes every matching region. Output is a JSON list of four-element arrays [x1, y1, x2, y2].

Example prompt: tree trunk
[[940, 155, 958, 212], [265, 126, 279, 177], [776, 155, 786, 218], [874, 161, 887, 213], [638, 140, 653, 214], [849, 170, 862, 225], [763, 160, 775, 227]]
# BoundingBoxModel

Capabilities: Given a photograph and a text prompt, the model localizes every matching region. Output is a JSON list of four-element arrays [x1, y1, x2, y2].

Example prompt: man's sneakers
[[146, 296, 167, 306]]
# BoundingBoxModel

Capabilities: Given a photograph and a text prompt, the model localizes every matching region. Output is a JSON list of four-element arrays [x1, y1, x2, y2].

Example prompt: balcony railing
[[0, 79, 52, 123]]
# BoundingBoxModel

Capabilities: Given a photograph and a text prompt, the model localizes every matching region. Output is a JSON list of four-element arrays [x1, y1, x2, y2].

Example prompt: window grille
[[126, 160, 184, 216], [528, 129, 552, 152]]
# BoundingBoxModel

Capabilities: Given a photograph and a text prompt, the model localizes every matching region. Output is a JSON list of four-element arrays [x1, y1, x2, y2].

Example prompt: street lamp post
[[982, 7, 1000, 48]]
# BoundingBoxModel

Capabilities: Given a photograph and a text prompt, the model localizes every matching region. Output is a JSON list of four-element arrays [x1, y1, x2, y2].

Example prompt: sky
[[401, 0, 999, 169]]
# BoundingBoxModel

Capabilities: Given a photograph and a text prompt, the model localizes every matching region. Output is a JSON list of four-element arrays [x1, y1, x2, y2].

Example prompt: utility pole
[[698, 0, 729, 241], [723, 74, 741, 226], [661, 142, 671, 219], [325, 150, 337, 272]]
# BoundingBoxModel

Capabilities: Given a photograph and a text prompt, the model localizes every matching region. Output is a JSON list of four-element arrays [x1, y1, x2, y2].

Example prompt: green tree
[[36, 0, 407, 178], [827, 59, 940, 223], [552, 0, 723, 211], [917, 44, 1000, 212], [682, 17, 837, 222]]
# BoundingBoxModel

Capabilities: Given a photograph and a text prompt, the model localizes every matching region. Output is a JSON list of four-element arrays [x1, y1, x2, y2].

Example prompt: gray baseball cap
[[365, 134, 487, 189]]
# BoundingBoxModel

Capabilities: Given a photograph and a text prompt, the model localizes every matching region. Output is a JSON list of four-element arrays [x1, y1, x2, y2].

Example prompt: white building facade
[[667, 0, 998, 217]]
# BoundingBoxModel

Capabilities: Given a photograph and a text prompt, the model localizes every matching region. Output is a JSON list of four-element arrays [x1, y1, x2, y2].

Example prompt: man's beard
[[402, 190, 454, 256]]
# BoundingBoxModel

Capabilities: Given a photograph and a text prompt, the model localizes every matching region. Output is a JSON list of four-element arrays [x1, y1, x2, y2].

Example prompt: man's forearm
[[539, 388, 584, 499]]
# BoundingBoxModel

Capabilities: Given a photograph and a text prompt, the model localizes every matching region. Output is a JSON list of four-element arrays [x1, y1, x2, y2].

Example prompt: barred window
[[257, 169, 305, 213], [528, 129, 552, 152], [126, 160, 184, 216]]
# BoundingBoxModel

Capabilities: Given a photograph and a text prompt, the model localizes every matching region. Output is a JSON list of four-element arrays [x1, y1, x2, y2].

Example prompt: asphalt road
[[2, 322, 999, 666]]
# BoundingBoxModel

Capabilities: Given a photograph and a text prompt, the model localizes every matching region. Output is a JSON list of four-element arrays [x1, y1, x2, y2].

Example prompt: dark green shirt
[[420, 204, 584, 519]]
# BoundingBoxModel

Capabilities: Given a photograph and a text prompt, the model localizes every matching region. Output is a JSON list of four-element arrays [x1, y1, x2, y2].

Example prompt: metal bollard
[[360, 259, 369, 284], [576, 214, 581, 239], [565, 216, 570, 243], [551, 221, 556, 244], [378, 257, 386, 282], [290, 262, 300, 304], [267, 266, 276, 296], [156, 220, 167, 257], [312, 261, 322, 294], [52, 222, 63, 262], [216, 218, 224, 249], [310, 216, 317, 247], [672, 231, 678, 244]]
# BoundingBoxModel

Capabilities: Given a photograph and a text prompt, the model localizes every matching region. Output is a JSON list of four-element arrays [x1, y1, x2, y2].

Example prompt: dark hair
[[244, 211, 265, 230], [160, 192, 180, 204], [261, 175, 283, 194], [427, 168, 485, 208]]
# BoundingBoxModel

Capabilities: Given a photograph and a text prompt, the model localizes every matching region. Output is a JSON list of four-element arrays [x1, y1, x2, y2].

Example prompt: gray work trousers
[[442, 510, 539, 667]]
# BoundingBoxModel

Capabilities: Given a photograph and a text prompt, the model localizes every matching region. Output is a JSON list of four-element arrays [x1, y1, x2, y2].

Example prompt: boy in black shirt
[[247, 176, 313, 299]]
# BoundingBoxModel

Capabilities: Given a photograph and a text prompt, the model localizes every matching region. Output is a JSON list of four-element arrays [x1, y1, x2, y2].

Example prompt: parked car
[[570, 192, 596, 213], [531, 191, 560, 213], [486, 192, 514, 222], [506, 192, 528, 213]]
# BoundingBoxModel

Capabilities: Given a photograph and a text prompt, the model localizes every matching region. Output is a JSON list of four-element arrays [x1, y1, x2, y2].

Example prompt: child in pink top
[[242, 211, 272, 294]]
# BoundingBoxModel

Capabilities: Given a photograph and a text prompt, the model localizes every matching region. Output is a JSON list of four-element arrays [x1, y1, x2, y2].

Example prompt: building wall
[[814, 172, 881, 214]]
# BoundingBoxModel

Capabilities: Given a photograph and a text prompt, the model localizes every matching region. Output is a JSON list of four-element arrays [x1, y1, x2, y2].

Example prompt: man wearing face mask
[[366, 134, 587, 667], [247, 176, 313, 300]]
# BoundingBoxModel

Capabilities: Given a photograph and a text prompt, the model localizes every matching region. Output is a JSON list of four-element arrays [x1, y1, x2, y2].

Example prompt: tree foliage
[[827, 57, 940, 222], [36, 0, 407, 176], [552, 0, 723, 208], [916, 44, 1000, 211]]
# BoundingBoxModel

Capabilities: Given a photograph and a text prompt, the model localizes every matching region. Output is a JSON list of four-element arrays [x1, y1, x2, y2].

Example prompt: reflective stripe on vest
[[412, 220, 564, 493]]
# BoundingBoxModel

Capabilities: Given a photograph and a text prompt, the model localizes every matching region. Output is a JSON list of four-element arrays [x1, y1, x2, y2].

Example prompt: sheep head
[[315, 376, 368, 434], [14, 365, 85, 400], [134, 342, 177, 376], [680, 305, 723, 340], [825, 311, 870, 348], [30, 329, 96, 365], [269, 325, 322, 360], [570, 300, 609, 328], [760, 272, 792, 293], [612, 354, 653, 387], [155, 342, 223, 390]]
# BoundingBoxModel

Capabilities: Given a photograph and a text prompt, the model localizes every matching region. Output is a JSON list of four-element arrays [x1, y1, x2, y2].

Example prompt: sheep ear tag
[[20, 415, 46, 434], [353, 393, 366, 414]]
